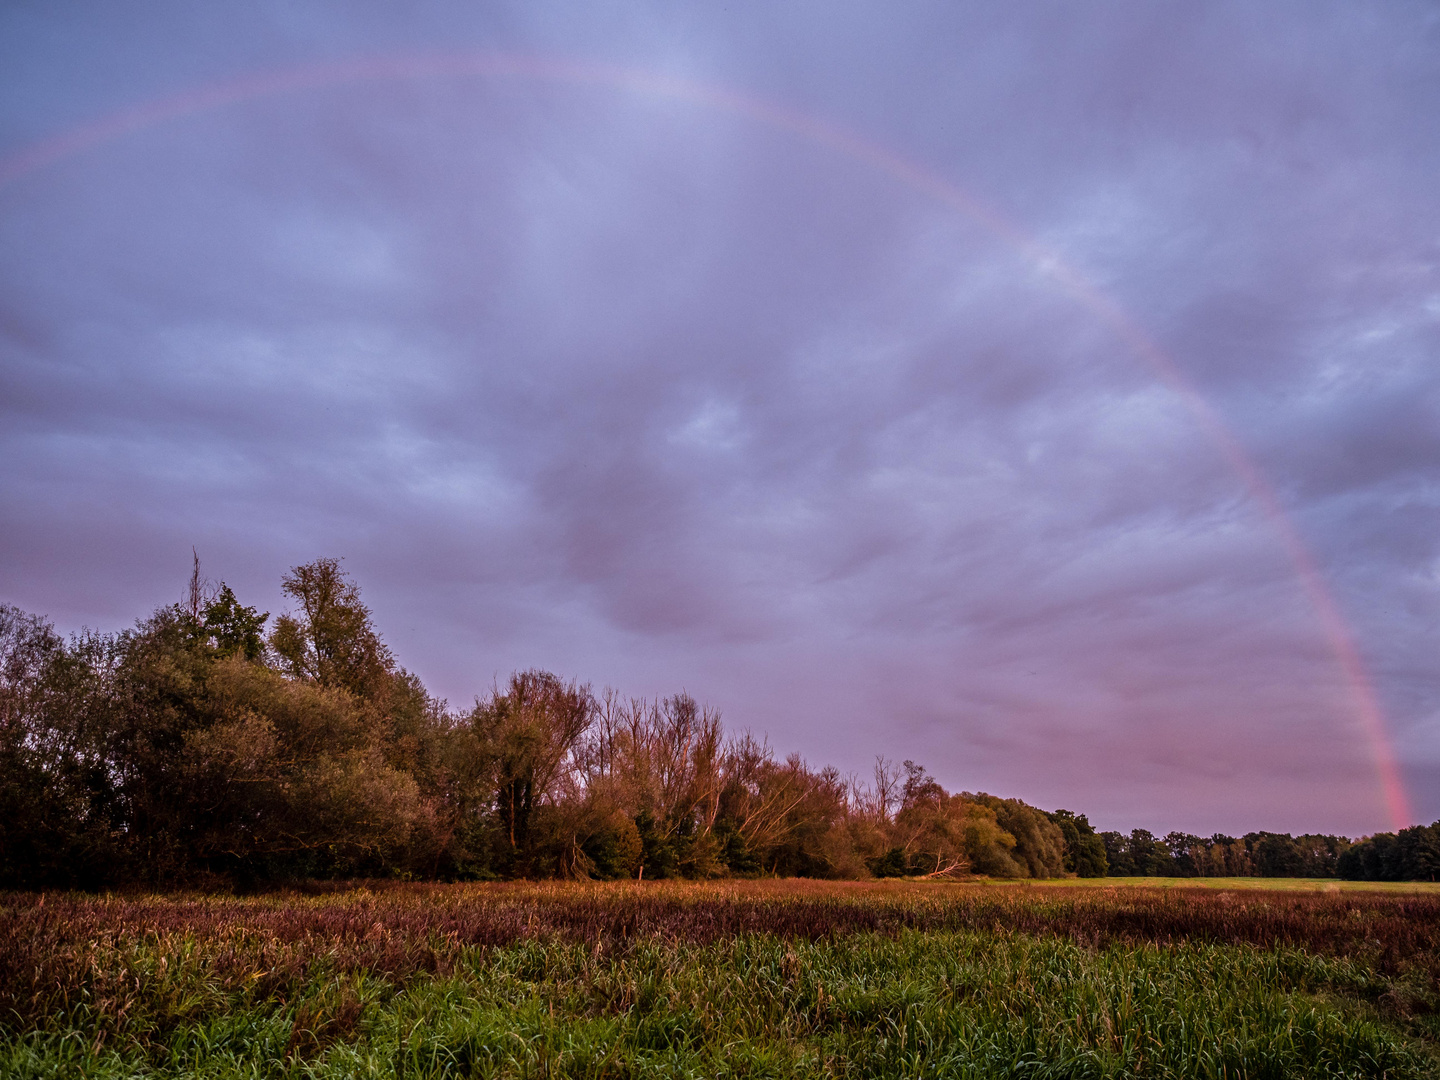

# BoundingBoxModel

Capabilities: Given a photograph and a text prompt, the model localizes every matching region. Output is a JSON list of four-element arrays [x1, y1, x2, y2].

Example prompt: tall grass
[[3, 881, 1437, 1078]]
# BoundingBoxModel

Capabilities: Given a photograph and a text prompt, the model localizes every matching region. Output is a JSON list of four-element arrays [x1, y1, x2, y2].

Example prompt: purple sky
[[2, 2, 1438, 836]]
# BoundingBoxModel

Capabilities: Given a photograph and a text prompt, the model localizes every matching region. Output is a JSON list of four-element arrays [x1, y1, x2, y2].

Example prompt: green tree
[[973, 795, 1066, 878], [1128, 829, 1175, 875], [198, 584, 268, 660], [1049, 810, 1109, 877], [0, 605, 118, 887], [1392, 823, 1440, 881], [1343, 823, 1440, 881], [1099, 830, 1177, 876], [182, 656, 426, 880], [887, 768, 1026, 878], [1248, 832, 1305, 877], [269, 558, 394, 702]]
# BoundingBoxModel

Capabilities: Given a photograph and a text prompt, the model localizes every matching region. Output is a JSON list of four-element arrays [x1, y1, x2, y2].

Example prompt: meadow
[[3, 879, 1439, 1079], [997, 877, 1440, 894]]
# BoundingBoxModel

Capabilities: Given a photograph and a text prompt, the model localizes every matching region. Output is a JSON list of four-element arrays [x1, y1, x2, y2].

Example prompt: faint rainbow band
[[0, 51, 1411, 830]]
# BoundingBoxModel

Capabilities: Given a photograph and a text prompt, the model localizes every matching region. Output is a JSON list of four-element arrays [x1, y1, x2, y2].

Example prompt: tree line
[[1, 559, 1434, 887], [1098, 826, 1440, 883]]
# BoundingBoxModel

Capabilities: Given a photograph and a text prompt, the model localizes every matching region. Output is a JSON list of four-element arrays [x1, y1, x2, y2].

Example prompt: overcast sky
[[2, 1, 1438, 836]]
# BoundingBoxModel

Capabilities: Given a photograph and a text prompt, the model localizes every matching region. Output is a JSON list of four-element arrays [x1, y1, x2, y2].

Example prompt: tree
[[890, 787, 972, 877], [1099, 830, 1175, 876], [469, 670, 594, 874], [1128, 829, 1175, 876], [270, 558, 393, 702], [716, 736, 823, 875], [576, 691, 727, 878], [182, 656, 426, 879], [1164, 832, 1207, 877], [1392, 823, 1440, 881], [0, 605, 117, 887], [1099, 831, 1133, 876], [199, 585, 268, 661], [1049, 810, 1109, 877], [747, 758, 854, 878], [1248, 832, 1305, 877], [180, 553, 268, 661], [886, 768, 1030, 879], [1340, 824, 1440, 881], [973, 795, 1066, 878], [101, 605, 220, 880]]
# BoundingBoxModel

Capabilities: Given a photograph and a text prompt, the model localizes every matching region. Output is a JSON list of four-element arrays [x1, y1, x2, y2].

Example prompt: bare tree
[[849, 756, 901, 825], [184, 549, 216, 622], [572, 689, 725, 876]]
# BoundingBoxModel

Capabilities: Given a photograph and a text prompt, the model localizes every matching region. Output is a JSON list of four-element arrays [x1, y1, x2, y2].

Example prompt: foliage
[[1048, 809, 1109, 877], [196, 585, 269, 662], [2, 559, 1432, 888], [1100, 827, 1370, 881], [269, 558, 393, 703], [1340, 824, 1440, 882], [0, 564, 446, 888], [1, 559, 1088, 887]]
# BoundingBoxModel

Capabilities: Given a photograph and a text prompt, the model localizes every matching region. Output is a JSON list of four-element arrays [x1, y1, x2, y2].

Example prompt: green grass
[[4, 881, 1438, 1078]]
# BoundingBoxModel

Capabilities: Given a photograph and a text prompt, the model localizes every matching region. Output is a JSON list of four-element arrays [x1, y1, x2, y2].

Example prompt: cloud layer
[[2, 1, 1438, 834]]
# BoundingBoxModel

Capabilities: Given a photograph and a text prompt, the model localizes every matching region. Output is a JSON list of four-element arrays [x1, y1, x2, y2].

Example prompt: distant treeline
[[1, 559, 1435, 888], [1099, 828, 1439, 882]]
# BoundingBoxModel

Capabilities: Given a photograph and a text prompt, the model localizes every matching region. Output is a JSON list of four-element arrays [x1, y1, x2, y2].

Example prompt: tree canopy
[[1, 560, 1425, 888]]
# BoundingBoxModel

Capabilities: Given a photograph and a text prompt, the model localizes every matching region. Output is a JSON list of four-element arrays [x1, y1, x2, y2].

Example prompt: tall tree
[[198, 585, 268, 661], [1049, 810, 1109, 877], [0, 605, 116, 886], [469, 670, 594, 872], [269, 558, 393, 702]]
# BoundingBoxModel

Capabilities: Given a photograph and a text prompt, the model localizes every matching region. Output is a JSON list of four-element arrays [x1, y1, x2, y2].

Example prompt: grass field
[[988, 876, 1440, 894], [3, 879, 1438, 1078]]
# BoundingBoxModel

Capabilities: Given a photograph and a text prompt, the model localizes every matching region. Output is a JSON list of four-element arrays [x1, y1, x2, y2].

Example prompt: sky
[[2, 1, 1438, 837]]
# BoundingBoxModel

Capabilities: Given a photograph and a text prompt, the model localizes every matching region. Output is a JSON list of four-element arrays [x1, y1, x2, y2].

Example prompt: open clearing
[[4, 879, 1438, 1078], [988, 876, 1440, 894]]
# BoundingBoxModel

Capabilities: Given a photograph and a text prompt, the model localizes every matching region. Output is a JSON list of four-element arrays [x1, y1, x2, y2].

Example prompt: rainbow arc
[[0, 51, 1410, 830]]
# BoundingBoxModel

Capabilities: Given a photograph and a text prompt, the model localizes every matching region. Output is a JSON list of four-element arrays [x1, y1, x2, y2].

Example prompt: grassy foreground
[[3, 880, 1438, 1078]]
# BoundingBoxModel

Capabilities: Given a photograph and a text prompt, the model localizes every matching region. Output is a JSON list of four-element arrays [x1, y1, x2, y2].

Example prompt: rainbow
[[0, 51, 1412, 830]]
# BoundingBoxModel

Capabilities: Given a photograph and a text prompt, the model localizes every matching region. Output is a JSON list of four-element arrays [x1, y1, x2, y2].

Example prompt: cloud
[[2, 0, 1437, 835]]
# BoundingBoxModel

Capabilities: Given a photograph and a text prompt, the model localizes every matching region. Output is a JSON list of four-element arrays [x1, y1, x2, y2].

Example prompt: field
[[994, 877, 1440, 894], [3, 880, 1439, 1078]]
